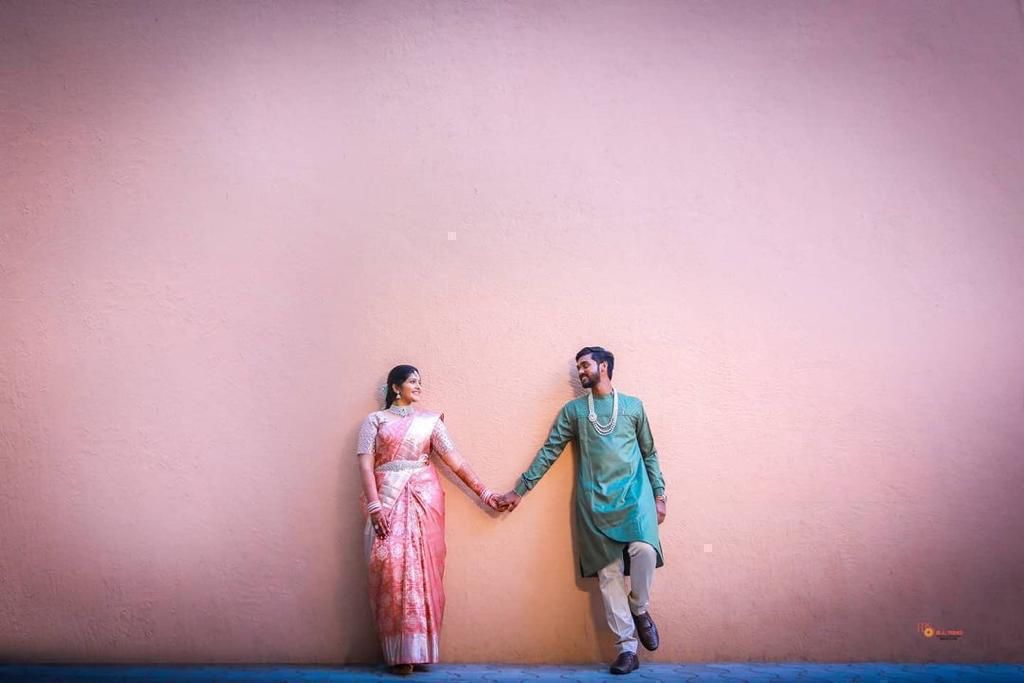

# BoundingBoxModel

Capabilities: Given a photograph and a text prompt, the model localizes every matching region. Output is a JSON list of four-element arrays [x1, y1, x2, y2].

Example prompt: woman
[[356, 364, 502, 675]]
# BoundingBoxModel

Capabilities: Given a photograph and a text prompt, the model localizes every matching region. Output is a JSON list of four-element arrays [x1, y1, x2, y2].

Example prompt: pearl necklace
[[587, 389, 618, 435], [388, 404, 414, 417]]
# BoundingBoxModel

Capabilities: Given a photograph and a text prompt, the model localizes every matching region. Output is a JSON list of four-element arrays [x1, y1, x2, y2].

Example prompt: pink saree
[[360, 410, 447, 665]]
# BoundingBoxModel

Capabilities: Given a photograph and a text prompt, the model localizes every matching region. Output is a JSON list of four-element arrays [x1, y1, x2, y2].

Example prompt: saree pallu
[[364, 414, 447, 665]]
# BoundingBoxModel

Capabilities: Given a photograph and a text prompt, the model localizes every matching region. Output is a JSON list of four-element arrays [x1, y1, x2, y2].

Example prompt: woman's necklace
[[388, 404, 414, 417], [587, 389, 618, 436]]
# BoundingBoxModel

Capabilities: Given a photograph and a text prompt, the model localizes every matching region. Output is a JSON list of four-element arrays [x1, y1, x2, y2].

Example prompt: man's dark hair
[[576, 346, 614, 379]]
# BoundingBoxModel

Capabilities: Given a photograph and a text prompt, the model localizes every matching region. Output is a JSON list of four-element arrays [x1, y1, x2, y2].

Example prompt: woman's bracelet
[[366, 500, 383, 515], [480, 489, 496, 505]]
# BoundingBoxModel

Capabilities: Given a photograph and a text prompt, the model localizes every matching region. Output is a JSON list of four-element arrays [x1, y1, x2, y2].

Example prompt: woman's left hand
[[371, 510, 390, 538]]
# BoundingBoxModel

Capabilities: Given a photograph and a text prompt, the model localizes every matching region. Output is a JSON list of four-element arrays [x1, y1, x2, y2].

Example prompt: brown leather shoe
[[632, 611, 660, 651], [609, 651, 640, 675]]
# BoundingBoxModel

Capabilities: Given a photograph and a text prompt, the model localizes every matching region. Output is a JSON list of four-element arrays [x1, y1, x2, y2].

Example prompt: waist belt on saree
[[375, 457, 428, 473]]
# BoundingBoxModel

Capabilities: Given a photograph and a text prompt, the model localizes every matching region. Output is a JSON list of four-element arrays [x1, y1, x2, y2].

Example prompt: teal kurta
[[514, 392, 666, 578]]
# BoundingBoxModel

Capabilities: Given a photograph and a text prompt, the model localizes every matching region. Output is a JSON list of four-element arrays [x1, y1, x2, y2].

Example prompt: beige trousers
[[596, 541, 657, 654]]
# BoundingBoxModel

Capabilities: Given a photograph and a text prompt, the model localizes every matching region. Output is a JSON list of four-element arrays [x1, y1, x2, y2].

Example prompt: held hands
[[480, 488, 520, 513], [494, 490, 522, 512], [482, 490, 513, 512], [655, 497, 667, 525]]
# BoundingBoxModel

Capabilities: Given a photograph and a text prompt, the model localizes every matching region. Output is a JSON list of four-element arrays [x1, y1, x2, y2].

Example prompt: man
[[498, 346, 667, 675]]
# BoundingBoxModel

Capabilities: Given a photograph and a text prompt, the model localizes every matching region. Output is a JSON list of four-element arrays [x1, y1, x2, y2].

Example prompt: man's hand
[[497, 490, 522, 512], [655, 498, 666, 525]]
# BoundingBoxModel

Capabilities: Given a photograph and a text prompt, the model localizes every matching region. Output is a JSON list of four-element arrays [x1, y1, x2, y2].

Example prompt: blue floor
[[1, 663, 1022, 682]]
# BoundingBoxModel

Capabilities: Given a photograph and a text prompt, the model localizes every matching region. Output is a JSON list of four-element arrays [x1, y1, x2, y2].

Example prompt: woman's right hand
[[371, 510, 390, 539]]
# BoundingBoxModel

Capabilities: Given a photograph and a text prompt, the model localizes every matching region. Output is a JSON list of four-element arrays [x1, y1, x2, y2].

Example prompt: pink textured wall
[[2, 0, 1023, 664]]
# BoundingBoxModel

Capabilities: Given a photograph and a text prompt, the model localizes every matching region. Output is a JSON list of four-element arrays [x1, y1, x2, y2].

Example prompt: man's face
[[576, 354, 602, 388]]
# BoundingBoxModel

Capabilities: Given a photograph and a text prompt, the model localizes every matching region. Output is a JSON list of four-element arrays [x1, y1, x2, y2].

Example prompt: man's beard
[[580, 372, 598, 387]]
